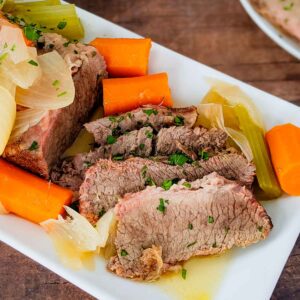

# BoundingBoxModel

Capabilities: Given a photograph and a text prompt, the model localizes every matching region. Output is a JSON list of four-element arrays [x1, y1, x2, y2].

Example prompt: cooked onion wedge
[[16, 50, 75, 110], [0, 83, 16, 155], [41, 206, 102, 269]]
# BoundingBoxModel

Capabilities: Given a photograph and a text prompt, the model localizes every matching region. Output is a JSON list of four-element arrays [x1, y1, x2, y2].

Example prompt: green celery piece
[[14, 4, 84, 40], [3, 0, 61, 11], [234, 104, 282, 199]]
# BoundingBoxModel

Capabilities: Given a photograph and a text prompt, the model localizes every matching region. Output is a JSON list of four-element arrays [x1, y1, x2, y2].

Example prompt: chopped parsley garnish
[[120, 249, 128, 257], [145, 130, 153, 139], [57, 21, 67, 30], [28, 60, 38, 67], [24, 25, 41, 41], [63, 41, 71, 47], [28, 141, 39, 151], [143, 109, 158, 117], [113, 155, 124, 161], [257, 226, 263, 232], [145, 177, 155, 186], [127, 112, 132, 119], [181, 268, 187, 280], [57, 91, 67, 97], [109, 116, 117, 123], [183, 182, 191, 189], [99, 208, 106, 218], [83, 161, 93, 168], [174, 115, 184, 126], [10, 44, 16, 52], [208, 216, 214, 224], [188, 223, 193, 230], [199, 150, 209, 160], [107, 135, 117, 145], [187, 241, 196, 248], [168, 153, 191, 166], [156, 198, 168, 214], [139, 143, 145, 150], [283, 2, 294, 10], [212, 242, 217, 248], [3, 42, 8, 49], [52, 80, 60, 87], [161, 178, 179, 191], [141, 165, 148, 178], [161, 179, 173, 191]]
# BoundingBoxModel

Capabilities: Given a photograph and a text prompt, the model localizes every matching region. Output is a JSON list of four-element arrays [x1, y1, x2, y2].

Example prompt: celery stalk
[[14, 4, 84, 40], [234, 104, 282, 199], [3, 0, 61, 12]]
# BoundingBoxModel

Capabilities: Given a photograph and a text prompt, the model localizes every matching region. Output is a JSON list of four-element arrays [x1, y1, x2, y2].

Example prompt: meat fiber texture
[[85, 105, 198, 145], [52, 125, 228, 191], [79, 155, 256, 223], [251, 0, 300, 41], [108, 173, 272, 281], [3, 33, 107, 178]]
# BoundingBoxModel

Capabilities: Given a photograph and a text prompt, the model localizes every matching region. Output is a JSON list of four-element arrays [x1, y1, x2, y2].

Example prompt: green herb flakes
[[120, 249, 128, 257], [143, 109, 158, 117], [181, 268, 187, 280], [28, 141, 39, 151], [139, 143, 145, 150], [145, 177, 155, 186], [57, 91, 67, 97], [156, 198, 168, 214], [174, 115, 184, 126], [10, 44, 16, 52], [183, 182, 191, 189], [208, 216, 214, 224], [168, 153, 191, 166], [161, 179, 173, 191], [28, 60, 38, 67], [57, 21, 67, 30], [113, 155, 124, 161], [145, 130, 153, 139], [283, 2, 294, 10], [24, 25, 41, 41], [52, 80, 60, 87], [83, 161, 93, 168], [107, 135, 117, 145], [188, 223, 193, 230], [99, 208, 106, 218], [199, 150, 209, 160], [257, 226, 263, 232]]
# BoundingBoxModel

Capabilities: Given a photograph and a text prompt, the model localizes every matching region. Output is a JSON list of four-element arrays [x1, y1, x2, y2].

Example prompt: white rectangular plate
[[1, 5, 300, 300]]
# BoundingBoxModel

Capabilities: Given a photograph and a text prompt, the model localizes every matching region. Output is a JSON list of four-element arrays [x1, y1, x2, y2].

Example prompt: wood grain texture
[[0, 0, 299, 299]]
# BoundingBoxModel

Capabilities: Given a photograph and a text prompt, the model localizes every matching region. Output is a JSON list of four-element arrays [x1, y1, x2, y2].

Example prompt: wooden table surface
[[1, 0, 299, 299]]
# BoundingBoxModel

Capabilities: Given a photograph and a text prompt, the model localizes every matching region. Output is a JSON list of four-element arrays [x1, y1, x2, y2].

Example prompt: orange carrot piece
[[0, 13, 33, 47], [103, 73, 173, 116], [90, 38, 152, 77], [266, 123, 300, 196], [0, 159, 73, 223]]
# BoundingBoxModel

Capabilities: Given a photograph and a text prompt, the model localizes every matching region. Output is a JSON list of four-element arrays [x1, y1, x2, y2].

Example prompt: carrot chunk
[[103, 73, 173, 116], [0, 159, 73, 223], [90, 38, 152, 77], [266, 123, 300, 196]]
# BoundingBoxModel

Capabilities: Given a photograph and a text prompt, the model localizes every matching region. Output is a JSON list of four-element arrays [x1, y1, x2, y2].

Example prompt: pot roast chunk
[[3, 33, 107, 178], [85, 105, 198, 145], [79, 154, 255, 223], [108, 173, 272, 281]]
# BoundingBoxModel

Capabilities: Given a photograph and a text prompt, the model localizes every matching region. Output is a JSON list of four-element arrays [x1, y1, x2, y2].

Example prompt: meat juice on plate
[[156, 252, 232, 300]]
